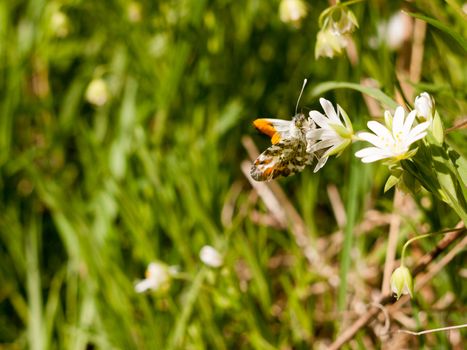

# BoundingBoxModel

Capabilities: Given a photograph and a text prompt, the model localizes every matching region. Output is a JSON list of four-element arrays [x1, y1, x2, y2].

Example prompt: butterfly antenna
[[295, 78, 308, 115]]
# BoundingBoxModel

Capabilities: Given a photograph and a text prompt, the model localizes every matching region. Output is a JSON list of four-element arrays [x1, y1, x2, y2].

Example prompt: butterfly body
[[250, 113, 315, 181]]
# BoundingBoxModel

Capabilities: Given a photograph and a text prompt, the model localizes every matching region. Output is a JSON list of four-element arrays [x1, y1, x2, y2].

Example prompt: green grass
[[1, 0, 466, 349]]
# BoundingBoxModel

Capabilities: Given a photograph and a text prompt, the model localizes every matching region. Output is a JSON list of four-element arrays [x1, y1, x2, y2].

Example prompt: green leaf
[[384, 175, 400, 193], [310, 81, 399, 110], [404, 11, 467, 52], [431, 111, 444, 145], [405, 143, 467, 224], [452, 148, 467, 189]]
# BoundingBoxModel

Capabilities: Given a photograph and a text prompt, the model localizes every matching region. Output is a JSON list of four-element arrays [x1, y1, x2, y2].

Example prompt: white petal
[[309, 111, 331, 129], [320, 128, 339, 138], [358, 132, 388, 149], [313, 156, 329, 172], [320, 98, 340, 123], [135, 279, 156, 293], [360, 153, 391, 163], [367, 121, 393, 140], [306, 128, 326, 140], [392, 106, 405, 134], [355, 147, 385, 158], [406, 131, 427, 145], [408, 121, 430, 139], [308, 138, 337, 152], [402, 110, 417, 135], [356, 146, 393, 161]]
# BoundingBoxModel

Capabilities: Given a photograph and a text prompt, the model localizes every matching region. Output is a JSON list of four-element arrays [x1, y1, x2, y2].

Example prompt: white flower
[[355, 106, 430, 163], [279, 0, 308, 26], [315, 28, 348, 59], [414, 92, 434, 121], [135, 262, 173, 293], [85, 79, 109, 106], [306, 98, 354, 172], [199, 245, 223, 268]]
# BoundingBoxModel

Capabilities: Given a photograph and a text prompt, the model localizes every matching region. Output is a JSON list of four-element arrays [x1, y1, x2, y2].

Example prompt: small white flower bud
[[85, 79, 109, 107], [199, 245, 223, 268], [414, 92, 434, 121], [279, 0, 308, 26], [390, 265, 414, 300], [50, 10, 70, 38]]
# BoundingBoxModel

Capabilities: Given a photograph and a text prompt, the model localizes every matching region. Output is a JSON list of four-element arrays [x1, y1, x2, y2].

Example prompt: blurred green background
[[0, 0, 466, 349]]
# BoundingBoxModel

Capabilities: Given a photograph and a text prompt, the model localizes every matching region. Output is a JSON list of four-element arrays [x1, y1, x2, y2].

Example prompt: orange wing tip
[[271, 132, 281, 144], [253, 119, 277, 138]]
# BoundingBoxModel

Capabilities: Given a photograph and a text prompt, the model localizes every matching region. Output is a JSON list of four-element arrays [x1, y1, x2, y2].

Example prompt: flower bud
[[414, 92, 434, 121], [390, 265, 414, 300], [50, 10, 70, 38], [279, 0, 308, 27], [85, 79, 109, 107], [199, 245, 223, 268], [431, 111, 444, 144], [330, 7, 358, 35]]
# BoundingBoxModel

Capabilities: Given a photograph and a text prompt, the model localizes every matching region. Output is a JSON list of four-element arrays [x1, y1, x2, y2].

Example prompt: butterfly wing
[[250, 137, 313, 181], [253, 119, 293, 144]]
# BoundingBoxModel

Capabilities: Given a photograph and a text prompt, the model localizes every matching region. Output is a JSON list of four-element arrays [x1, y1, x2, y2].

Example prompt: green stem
[[168, 268, 207, 349], [400, 233, 434, 265], [338, 156, 360, 311], [26, 212, 44, 350], [400, 228, 459, 265]]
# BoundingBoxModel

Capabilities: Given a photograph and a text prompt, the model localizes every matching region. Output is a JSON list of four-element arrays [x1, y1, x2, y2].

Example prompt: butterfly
[[250, 113, 316, 181], [249, 79, 318, 181]]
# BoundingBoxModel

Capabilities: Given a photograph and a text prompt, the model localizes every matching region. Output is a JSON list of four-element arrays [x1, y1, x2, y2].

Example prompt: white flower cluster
[[308, 92, 433, 169], [355, 106, 430, 163]]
